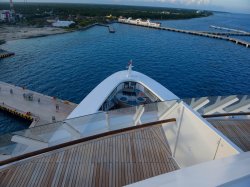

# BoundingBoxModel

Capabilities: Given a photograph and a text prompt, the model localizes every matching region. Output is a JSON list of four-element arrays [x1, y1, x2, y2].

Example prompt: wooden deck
[[0, 125, 178, 187], [209, 119, 250, 152]]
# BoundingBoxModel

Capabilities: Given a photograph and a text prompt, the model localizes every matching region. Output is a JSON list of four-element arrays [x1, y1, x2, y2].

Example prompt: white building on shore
[[0, 10, 12, 22], [118, 17, 161, 27]]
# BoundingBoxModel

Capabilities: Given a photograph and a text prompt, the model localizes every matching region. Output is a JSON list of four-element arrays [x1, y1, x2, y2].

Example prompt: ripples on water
[[0, 12, 250, 133]]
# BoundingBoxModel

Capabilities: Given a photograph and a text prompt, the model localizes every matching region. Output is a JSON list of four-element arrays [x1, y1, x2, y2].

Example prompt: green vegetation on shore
[[0, 3, 212, 27]]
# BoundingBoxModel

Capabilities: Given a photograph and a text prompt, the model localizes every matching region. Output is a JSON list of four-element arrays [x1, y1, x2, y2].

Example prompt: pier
[[200, 31, 250, 36], [0, 81, 77, 127], [0, 49, 14, 59], [210, 25, 248, 34], [153, 26, 250, 48], [108, 26, 115, 33], [119, 22, 250, 48], [97, 23, 115, 33], [80, 23, 115, 33]]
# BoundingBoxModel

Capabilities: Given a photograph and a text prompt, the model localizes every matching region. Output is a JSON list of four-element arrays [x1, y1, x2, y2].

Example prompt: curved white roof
[[67, 70, 179, 119]]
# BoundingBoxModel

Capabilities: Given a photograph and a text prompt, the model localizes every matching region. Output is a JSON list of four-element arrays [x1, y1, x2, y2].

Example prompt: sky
[[2, 0, 250, 14]]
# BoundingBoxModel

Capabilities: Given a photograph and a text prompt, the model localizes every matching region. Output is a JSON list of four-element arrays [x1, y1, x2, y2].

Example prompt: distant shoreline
[[0, 13, 212, 44], [0, 26, 72, 44]]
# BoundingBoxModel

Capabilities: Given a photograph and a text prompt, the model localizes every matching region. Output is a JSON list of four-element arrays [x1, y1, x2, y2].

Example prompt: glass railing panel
[[63, 111, 107, 138], [12, 121, 62, 143], [0, 133, 33, 160], [0, 134, 17, 156], [0, 100, 181, 162], [159, 101, 240, 168], [158, 100, 181, 154], [173, 105, 222, 167], [1, 97, 244, 164], [157, 100, 180, 119], [139, 103, 158, 124], [108, 106, 136, 130]]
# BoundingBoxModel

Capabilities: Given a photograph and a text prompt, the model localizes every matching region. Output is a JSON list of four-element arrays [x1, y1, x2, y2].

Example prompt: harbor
[[0, 2, 250, 185], [0, 12, 249, 135], [118, 21, 250, 48], [0, 81, 77, 127], [79, 23, 115, 33]]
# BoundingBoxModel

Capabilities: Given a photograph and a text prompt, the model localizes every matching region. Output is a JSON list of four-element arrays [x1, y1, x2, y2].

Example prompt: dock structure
[[79, 23, 99, 31], [0, 49, 14, 59], [200, 31, 250, 36], [156, 26, 250, 48], [79, 23, 115, 33], [108, 26, 115, 33], [0, 81, 77, 127], [210, 25, 249, 34], [97, 23, 115, 33], [118, 22, 250, 48]]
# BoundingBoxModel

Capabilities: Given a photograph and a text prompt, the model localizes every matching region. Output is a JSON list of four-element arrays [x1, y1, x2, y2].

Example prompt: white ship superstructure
[[118, 17, 161, 27], [0, 63, 250, 186], [68, 61, 177, 118]]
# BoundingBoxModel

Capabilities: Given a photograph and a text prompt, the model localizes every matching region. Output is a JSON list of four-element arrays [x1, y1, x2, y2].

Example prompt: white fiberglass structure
[[1, 64, 250, 186], [68, 63, 178, 118]]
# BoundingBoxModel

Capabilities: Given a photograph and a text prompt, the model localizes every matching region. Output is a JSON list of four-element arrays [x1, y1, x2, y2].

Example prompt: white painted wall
[[160, 102, 241, 168]]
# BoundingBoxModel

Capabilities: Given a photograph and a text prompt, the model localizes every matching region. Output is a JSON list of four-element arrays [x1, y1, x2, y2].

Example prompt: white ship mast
[[127, 60, 133, 77]]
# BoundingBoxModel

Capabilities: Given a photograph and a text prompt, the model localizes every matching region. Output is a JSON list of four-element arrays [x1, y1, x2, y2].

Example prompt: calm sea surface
[[0, 12, 250, 134]]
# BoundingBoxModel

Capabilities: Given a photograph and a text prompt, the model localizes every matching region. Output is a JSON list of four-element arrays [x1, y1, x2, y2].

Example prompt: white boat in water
[[0, 62, 250, 187]]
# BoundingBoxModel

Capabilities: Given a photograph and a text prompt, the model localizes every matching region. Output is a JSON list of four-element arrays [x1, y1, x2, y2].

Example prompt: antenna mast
[[10, 0, 14, 10], [9, 0, 16, 22]]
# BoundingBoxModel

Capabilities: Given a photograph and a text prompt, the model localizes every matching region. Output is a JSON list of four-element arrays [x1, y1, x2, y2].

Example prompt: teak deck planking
[[0, 125, 179, 187], [209, 119, 250, 152]]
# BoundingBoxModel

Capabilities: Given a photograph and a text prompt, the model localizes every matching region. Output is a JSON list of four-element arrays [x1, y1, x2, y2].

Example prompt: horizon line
[[0, 1, 249, 15]]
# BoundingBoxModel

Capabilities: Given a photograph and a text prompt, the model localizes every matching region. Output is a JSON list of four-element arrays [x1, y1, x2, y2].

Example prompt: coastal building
[[0, 9, 19, 22], [52, 20, 75, 27], [118, 17, 161, 27], [106, 14, 113, 18], [47, 19, 57, 23], [0, 10, 12, 22]]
